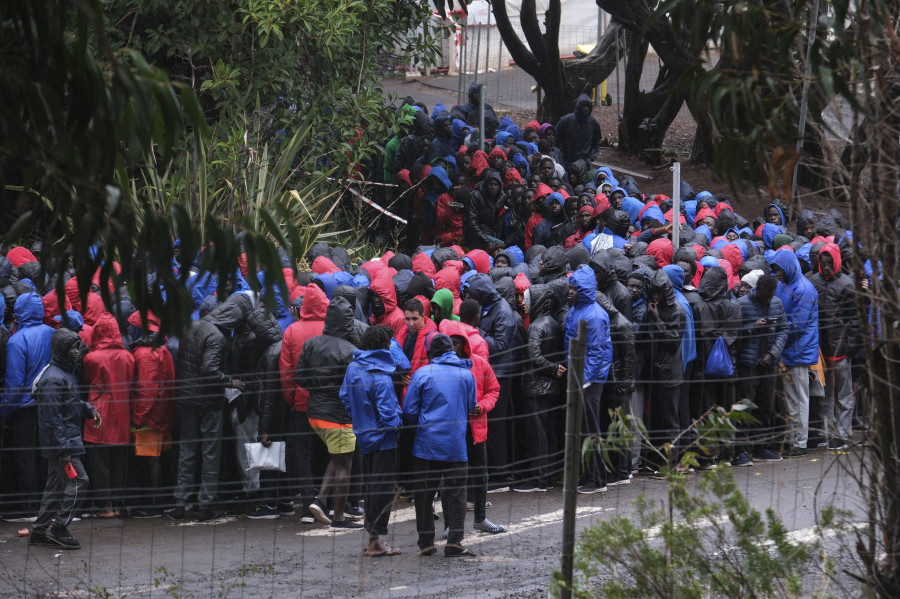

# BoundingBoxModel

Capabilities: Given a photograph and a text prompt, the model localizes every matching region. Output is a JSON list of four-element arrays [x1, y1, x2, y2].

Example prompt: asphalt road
[[0, 449, 866, 598]]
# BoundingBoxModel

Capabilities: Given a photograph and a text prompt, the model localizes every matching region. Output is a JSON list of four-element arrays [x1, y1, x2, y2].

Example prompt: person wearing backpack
[[695, 266, 743, 467]]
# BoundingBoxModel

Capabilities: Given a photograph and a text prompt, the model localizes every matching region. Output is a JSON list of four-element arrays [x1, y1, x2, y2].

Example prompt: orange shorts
[[133, 429, 171, 457]]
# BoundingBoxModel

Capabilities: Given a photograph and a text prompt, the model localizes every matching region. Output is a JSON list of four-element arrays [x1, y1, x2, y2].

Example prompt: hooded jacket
[[662, 265, 697, 369], [695, 266, 741, 375], [809, 243, 860, 359], [555, 94, 603, 167], [564, 266, 612, 384], [243, 308, 285, 437], [176, 292, 253, 410], [402, 344, 476, 462], [83, 313, 136, 445], [279, 284, 329, 412], [451, 82, 500, 131], [431, 288, 459, 322], [539, 245, 569, 283], [524, 284, 565, 397], [640, 270, 686, 387], [369, 271, 407, 336], [595, 291, 636, 396], [128, 313, 176, 433], [434, 266, 463, 313], [589, 252, 633, 321], [439, 320, 499, 444], [465, 174, 507, 250], [2, 291, 55, 417], [294, 297, 357, 425], [340, 348, 401, 453], [464, 273, 519, 378], [34, 329, 96, 458], [770, 250, 819, 366], [737, 289, 788, 367], [532, 193, 568, 248]]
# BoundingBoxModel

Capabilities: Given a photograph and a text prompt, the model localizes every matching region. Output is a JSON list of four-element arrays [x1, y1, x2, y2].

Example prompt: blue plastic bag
[[705, 335, 734, 378]]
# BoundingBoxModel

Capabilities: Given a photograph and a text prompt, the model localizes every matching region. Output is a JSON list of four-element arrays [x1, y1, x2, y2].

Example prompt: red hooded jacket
[[647, 238, 674, 270], [412, 253, 437, 279], [369, 271, 406, 336], [279, 284, 329, 412], [311, 256, 341, 274], [439, 320, 499, 444], [127, 311, 176, 432], [434, 266, 463, 314], [83, 313, 135, 445]]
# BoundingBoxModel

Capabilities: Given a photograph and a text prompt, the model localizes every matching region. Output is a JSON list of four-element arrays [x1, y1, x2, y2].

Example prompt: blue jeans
[[174, 405, 224, 507]]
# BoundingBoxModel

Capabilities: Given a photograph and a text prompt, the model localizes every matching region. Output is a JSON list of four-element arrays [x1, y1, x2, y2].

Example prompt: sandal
[[364, 546, 402, 557]]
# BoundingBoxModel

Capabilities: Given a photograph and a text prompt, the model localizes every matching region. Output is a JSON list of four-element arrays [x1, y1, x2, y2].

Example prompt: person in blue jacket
[[402, 333, 477, 557], [340, 325, 403, 557], [769, 249, 819, 456], [564, 265, 612, 494], [2, 291, 55, 521]]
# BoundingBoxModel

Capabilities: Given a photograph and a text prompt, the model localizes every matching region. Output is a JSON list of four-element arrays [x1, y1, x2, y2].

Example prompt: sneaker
[[828, 438, 849, 451], [247, 505, 279, 520], [473, 519, 507, 534], [606, 475, 631, 487], [444, 545, 477, 557], [752, 448, 783, 462], [782, 446, 809, 458], [466, 501, 492, 511], [29, 530, 57, 547], [442, 526, 449, 540], [576, 483, 608, 494], [165, 506, 185, 521], [731, 453, 753, 467], [197, 510, 224, 523], [330, 519, 364, 530], [299, 508, 315, 524], [3, 515, 37, 523], [486, 485, 510, 494], [277, 502, 296, 517], [308, 499, 331, 524], [47, 525, 80, 550], [512, 482, 547, 493]]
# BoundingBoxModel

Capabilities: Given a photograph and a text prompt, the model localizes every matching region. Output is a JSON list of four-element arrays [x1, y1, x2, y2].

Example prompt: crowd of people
[[0, 92, 871, 557]]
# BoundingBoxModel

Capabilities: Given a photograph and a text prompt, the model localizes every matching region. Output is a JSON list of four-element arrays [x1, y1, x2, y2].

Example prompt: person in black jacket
[[695, 266, 743, 466], [596, 292, 636, 486], [294, 296, 361, 529], [589, 251, 633, 321], [30, 329, 99, 550], [737, 275, 788, 462], [246, 308, 292, 520], [639, 270, 686, 472], [514, 284, 565, 492], [464, 170, 507, 250], [554, 94, 603, 168], [169, 292, 252, 522]]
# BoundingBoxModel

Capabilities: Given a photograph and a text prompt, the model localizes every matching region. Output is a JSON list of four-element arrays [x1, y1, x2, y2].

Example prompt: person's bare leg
[[329, 453, 353, 523], [317, 460, 336, 506]]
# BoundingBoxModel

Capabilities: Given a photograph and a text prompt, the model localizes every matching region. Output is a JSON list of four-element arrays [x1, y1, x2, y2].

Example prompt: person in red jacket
[[279, 283, 329, 516], [369, 271, 406, 337], [82, 312, 135, 517], [440, 320, 506, 535], [127, 310, 175, 518]]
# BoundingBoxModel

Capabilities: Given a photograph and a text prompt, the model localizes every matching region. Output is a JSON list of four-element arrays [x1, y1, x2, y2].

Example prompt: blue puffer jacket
[[465, 274, 518, 378], [340, 349, 401, 453], [564, 265, 612, 384], [2, 292, 55, 418], [402, 350, 476, 462], [770, 250, 819, 366]]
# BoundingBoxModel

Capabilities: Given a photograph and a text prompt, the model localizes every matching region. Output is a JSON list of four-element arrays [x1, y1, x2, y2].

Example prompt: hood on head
[[370, 271, 400, 314], [465, 249, 492, 274], [662, 264, 685, 292], [574, 94, 593, 117], [566, 244, 590, 271], [14, 291, 44, 327], [570, 265, 597, 306], [528, 283, 558, 318], [429, 165, 452, 190], [434, 266, 461, 296], [388, 253, 413, 272], [541, 246, 568, 277], [323, 296, 354, 340], [818, 242, 843, 277], [426, 332, 454, 360], [647, 238, 674, 270], [300, 283, 329, 320], [50, 328, 87, 372], [464, 273, 500, 307], [91, 312, 124, 351], [649, 269, 677, 305], [206, 292, 253, 331], [311, 256, 340, 275], [765, 202, 788, 226], [438, 319, 471, 355], [761, 223, 782, 249], [497, 246, 524, 267], [431, 288, 457, 317], [769, 248, 803, 285], [698, 265, 731, 300], [412, 253, 437, 279], [640, 204, 666, 226]]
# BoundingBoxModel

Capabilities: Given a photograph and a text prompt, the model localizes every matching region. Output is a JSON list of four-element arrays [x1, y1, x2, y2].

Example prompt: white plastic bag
[[244, 442, 286, 472]]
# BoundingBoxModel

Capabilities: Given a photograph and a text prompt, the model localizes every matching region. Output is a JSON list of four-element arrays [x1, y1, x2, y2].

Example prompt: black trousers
[[414, 457, 467, 550], [520, 395, 552, 487], [580, 383, 607, 486], [646, 384, 681, 469], [737, 365, 777, 453], [363, 448, 398, 536], [486, 377, 512, 482], [8, 406, 45, 516], [288, 410, 316, 501], [465, 434, 488, 522], [85, 443, 127, 509]]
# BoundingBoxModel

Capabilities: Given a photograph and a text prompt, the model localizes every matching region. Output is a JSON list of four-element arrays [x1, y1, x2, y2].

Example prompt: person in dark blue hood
[[532, 192, 567, 248], [428, 108, 454, 163], [765, 202, 789, 232], [450, 83, 500, 137], [554, 94, 603, 168]]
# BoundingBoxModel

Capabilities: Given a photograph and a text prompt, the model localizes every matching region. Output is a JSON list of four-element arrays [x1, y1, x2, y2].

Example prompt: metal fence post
[[560, 320, 586, 599], [479, 83, 486, 152], [672, 161, 681, 251]]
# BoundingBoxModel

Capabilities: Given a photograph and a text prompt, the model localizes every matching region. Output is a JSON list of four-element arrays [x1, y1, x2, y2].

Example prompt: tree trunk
[[563, 22, 624, 95]]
